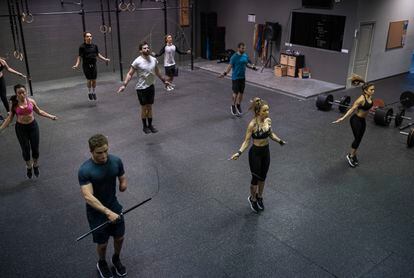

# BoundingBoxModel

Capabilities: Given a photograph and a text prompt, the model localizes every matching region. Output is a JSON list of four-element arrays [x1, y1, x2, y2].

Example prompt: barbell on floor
[[373, 108, 411, 127], [316, 95, 351, 113], [399, 128, 414, 148]]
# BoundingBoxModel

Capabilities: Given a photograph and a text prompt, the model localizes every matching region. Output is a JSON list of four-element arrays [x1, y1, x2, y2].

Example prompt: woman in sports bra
[[333, 75, 375, 167], [0, 57, 26, 121], [0, 84, 57, 178], [230, 97, 286, 213]]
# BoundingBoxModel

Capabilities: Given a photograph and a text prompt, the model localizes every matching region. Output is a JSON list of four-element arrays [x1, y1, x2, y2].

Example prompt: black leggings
[[350, 114, 366, 149], [248, 144, 270, 185], [0, 76, 9, 113], [15, 120, 40, 162]]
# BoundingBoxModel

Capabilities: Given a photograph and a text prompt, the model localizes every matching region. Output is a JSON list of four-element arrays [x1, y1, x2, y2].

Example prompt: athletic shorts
[[82, 63, 97, 80], [87, 214, 125, 244], [165, 65, 176, 77], [232, 78, 245, 94], [136, 85, 155, 105]]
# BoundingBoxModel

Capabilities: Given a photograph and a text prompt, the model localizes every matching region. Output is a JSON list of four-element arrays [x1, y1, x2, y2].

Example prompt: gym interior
[[1, 0, 414, 277]]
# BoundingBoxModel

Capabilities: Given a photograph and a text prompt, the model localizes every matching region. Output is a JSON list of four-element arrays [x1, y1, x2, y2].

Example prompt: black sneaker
[[143, 127, 151, 134], [236, 105, 242, 115], [27, 168, 33, 179], [148, 125, 158, 133], [33, 166, 40, 177], [88, 93, 93, 101], [92, 93, 97, 100], [231, 105, 237, 116], [346, 154, 356, 168], [353, 155, 359, 166], [248, 196, 260, 213], [112, 255, 127, 277], [97, 260, 113, 278], [256, 194, 264, 210]]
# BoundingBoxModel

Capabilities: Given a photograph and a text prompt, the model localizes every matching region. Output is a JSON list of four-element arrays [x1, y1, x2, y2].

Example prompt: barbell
[[399, 128, 414, 148], [373, 108, 411, 127], [316, 95, 351, 113]]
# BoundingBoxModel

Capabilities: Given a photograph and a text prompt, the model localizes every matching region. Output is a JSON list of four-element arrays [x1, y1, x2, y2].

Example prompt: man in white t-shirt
[[117, 42, 169, 134]]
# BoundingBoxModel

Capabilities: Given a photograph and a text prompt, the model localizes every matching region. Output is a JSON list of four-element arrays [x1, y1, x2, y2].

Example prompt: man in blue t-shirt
[[219, 42, 257, 116], [78, 134, 128, 278]]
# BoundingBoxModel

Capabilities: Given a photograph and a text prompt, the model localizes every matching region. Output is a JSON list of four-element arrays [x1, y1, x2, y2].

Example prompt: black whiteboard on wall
[[290, 12, 346, 52]]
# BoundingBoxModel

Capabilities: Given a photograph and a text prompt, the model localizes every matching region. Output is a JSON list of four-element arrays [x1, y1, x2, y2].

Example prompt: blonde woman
[[231, 97, 286, 213]]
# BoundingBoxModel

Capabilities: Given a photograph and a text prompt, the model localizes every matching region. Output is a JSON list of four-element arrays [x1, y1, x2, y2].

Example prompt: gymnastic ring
[[24, 13, 34, 23], [119, 2, 128, 11], [21, 12, 26, 22], [107, 26, 112, 33], [14, 51, 20, 59], [99, 25, 108, 33], [127, 2, 136, 12], [19, 53, 24, 61]]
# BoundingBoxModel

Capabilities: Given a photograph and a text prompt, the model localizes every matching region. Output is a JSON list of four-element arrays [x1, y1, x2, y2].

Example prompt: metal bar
[[163, 0, 167, 35], [15, 0, 33, 96], [80, 0, 86, 32], [190, 1, 194, 70], [115, 0, 124, 81]]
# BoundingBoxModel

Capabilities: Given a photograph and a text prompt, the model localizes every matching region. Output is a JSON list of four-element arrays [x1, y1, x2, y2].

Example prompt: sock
[[148, 118, 153, 127], [142, 118, 147, 128], [112, 254, 120, 262]]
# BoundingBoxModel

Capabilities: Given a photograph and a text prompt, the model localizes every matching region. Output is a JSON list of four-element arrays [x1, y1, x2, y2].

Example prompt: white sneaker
[[166, 85, 174, 92]]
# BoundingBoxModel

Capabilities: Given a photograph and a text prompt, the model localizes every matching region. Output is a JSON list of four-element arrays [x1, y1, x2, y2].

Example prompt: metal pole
[[163, 0, 167, 35], [115, 0, 123, 81], [14, 0, 33, 95], [80, 0, 86, 32], [190, 0, 194, 70]]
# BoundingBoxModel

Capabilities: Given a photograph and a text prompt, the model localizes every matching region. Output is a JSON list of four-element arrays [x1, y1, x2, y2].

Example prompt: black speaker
[[263, 22, 281, 42]]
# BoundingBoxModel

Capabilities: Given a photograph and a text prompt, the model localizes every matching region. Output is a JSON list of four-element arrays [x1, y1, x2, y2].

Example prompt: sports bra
[[252, 126, 271, 139], [15, 98, 34, 116], [358, 94, 373, 111]]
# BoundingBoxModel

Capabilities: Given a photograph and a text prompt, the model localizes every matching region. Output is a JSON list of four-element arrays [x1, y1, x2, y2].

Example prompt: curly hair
[[350, 74, 374, 92]]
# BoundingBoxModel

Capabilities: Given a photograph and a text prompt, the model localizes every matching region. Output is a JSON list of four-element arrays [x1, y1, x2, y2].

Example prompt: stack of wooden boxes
[[279, 52, 305, 77]]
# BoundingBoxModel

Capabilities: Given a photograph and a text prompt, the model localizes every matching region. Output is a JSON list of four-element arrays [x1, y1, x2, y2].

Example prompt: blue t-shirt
[[230, 53, 250, 80], [78, 154, 125, 218]]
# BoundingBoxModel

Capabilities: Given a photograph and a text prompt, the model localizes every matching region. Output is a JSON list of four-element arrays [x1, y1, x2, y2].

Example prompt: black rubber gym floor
[[1, 69, 414, 277]]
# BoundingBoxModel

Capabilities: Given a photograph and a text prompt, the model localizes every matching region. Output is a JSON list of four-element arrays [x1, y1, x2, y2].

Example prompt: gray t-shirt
[[131, 55, 158, 90]]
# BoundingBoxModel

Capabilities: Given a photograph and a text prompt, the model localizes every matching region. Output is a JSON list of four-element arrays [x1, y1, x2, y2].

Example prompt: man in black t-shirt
[[73, 32, 110, 101]]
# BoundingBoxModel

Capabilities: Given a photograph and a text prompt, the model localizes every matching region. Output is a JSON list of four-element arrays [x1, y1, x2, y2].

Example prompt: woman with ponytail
[[230, 97, 286, 213], [333, 75, 375, 167], [0, 84, 57, 178]]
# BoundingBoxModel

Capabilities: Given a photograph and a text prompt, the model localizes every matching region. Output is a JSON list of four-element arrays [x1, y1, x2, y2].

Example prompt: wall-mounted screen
[[290, 12, 346, 52], [302, 0, 333, 9]]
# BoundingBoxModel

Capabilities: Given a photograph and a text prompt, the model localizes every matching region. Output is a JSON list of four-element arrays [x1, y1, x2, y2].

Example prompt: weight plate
[[338, 95, 351, 113], [407, 129, 414, 148], [316, 94, 333, 111], [394, 109, 405, 127], [374, 108, 393, 126], [400, 91, 414, 108]]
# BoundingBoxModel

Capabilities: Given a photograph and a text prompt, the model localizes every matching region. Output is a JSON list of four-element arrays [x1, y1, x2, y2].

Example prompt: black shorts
[[136, 85, 155, 105], [165, 65, 176, 77], [232, 78, 245, 94], [82, 63, 97, 80], [87, 214, 125, 244]]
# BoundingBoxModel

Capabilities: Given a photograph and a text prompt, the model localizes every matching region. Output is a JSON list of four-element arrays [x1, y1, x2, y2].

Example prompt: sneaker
[[33, 166, 40, 177], [112, 255, 127, 277], [231, 105, 237, 116], [0, 115, 4, 122], [143, 127, 151, 134], [236, 105, 242, 115], [148, 125, 158, 133], [353, 155, 359, 166], [27, 168, 33, 179], [248, 196, 260, 213], [92, 93, 97, 100], [88, 93, 93, 101], [346, 154, 356, 168], [97, 260, 113, 278], [256, 194, 264, 210]]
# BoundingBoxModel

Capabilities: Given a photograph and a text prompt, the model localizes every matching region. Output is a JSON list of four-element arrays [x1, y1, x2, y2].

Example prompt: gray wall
[[0, 0, 192, 86], [201, 0, 359, 85], [352, 0, 414, 82]]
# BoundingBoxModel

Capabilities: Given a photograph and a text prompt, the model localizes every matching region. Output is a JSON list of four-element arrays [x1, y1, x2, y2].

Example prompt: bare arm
[[118, 175, 127, 192], [231, 121, 254, 160], [154, 65, 169, 84], [72, 56, 81, 69], [31, 99, 57, 120], [333, 96, 363, 123], [267, 118, 285, 145], [1, 60, 25, 77], [0, 112, 15, 130], [117, 66, 136, 93], [80, 183, 119, 222], [219, 64, 232, 78], [98, 53, 110, 62]]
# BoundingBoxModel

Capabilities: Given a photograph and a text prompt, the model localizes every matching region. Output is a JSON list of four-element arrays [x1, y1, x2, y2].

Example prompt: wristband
[[223, 72, 227, 76], [237, 151, 242, 156]]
